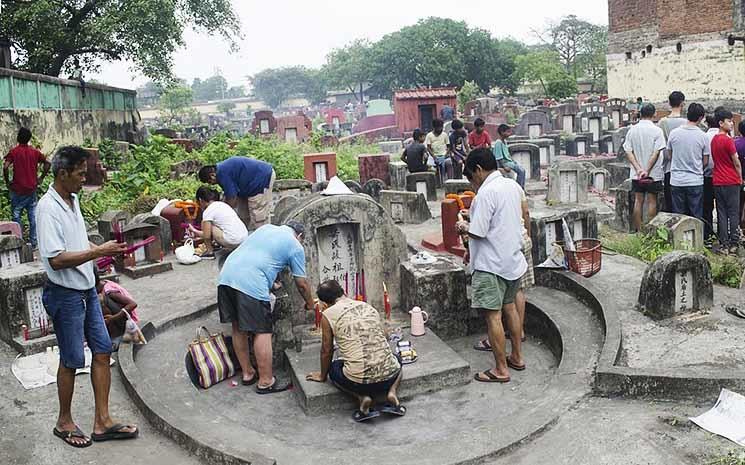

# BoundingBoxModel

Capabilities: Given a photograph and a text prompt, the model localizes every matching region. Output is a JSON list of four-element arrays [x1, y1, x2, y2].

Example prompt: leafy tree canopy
[[514, 50, 577, 100], [0, 0, 241, 81], [250, 66, 327, 109], [159, 85, 193, 124]]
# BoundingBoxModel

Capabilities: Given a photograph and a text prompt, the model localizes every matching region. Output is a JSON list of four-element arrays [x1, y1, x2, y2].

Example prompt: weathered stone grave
[[389, 160, 409, 191], [272, 179, 312, 210], [343, 180, 363, 194], [514, 110, 552, 138], [529, 207, 598, 264], [610, 127, 630, 160], [115, 223, 172, 279], [531, 138, 555, 167], [252, 110, 277, 136], [130, 213, 174, 255], [362, 178, 386, 201], [303, 153, 337, 183], [553, 101, 579, 134], [508, 143, 541, 181], [599, 134, 615, 156], [606, 98, 630, 129], [170, 159, 202, 180], [606, 162, 632, 187], [83, 147, 107, 186], [579, 103, 609, 143], [406, 172, 437, 201], [544, 132, 562, 160], [547, 162, 589, 204], [610, 180, 664, 232], [643, 213, 704, 250], [98, 210, 131, 243], [588, 168, 611, 193], [359, 153, 391, 185], [378, 140, 403, 156], [0, 235, 32, 270], [637, 251, 713, 320], [0, 261, 51, 354], [444, 179, 472, 195], [566, 134, 591, 156], [379, 190, 431, 224]]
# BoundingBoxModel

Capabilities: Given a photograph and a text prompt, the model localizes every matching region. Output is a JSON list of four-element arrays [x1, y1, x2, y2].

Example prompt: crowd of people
[[624, 91, 744, 253]]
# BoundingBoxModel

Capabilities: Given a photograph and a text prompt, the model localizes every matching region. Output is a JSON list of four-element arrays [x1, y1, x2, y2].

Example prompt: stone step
[[286, 327, 471, 415]]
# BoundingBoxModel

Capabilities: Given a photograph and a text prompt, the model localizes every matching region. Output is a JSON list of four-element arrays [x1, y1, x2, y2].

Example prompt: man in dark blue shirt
[[199, 156, 276, 230]]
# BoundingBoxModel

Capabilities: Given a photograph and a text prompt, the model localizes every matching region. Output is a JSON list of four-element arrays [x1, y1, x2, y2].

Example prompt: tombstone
[[606, 162, 632, 188], [252, 110, 277, 136], [0, 221, 23, 238], [444, 179, 473, 195], [344, 180, 363, 194], [605, 98, 630, 129], [463, 97, 500, 117], [514, 110, 552, 138], [507, 135, 531, 144], [0, 262, 49, 351], [97, 210, 131, 243], [362, 179, 386, 201], [406, 172, 437, 201], [311, 181, 329, 193], [547, 162, 589, 204], [400, 256, 469, 338], [579, 103, 609, 143], [610, 180, 664, 232], [589, 168, 611, 194], [114, 141, 130, 162], [544, 132, 562, 160], [643, 213, 704, 250], [115, 223, 172, 279], [378, 140, 403, 155], [599, 134, 615, 156], [0, 235, 32, 269], [508, 143, 541, 181], [273, 193, 408, 334], [531, 139, 555, 167], [170, 159, 203, 180], [529, 207, 598, 264], [379, 190, 431, 224], [88, 232, 105, 246], [303, 153, 337, 183], [358, 153, 391, 186], [83, 148, 107, 186], [389, 161, 409, 191], [131, 213, 174, 254], [553, 101, 580, 134], [610, 127, 630, 161], [637, 252, 713, 320], [272, 179, 312, 210], [566, 134, 590, 156]]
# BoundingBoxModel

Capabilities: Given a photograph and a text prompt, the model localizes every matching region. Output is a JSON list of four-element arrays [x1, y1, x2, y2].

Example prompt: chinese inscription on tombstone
[[675, 270, 694, 312], [318, 224, 360, 296]]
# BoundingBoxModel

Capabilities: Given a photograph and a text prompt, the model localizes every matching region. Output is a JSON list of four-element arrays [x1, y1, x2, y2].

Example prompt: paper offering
[[690, 389, 745, 446]]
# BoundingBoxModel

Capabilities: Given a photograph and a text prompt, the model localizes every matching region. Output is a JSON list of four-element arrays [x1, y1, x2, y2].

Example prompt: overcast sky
[[92, 0, 608, 90]]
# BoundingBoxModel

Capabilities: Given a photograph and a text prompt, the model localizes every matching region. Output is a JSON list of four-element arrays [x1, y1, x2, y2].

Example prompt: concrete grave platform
[[286, 326, 471, 415]]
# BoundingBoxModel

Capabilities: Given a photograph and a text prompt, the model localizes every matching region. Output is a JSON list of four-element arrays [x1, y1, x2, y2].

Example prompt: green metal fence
[[0, 74, 136, 111]]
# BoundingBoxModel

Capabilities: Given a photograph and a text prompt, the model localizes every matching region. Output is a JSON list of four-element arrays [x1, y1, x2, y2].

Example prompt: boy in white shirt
[[189, 186, 248, 258]]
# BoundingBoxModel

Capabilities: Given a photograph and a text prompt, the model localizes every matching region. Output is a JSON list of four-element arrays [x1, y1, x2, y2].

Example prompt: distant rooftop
[[394, 87, 457, 100]]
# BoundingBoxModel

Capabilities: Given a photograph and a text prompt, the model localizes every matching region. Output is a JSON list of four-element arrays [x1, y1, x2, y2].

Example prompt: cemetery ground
[[1, 205, 744, 464]]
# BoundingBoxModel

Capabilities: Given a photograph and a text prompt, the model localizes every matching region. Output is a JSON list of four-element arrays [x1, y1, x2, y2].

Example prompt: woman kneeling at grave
[[188, 186, 249, 259], [306, 280, 406, 422]]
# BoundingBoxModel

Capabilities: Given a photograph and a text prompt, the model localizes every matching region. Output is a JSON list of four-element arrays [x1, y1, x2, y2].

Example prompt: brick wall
[[610, 0, 736, 36], [609, 0, 657, 33]]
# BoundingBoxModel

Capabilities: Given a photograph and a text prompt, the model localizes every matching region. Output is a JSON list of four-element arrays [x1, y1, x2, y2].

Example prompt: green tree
[[515, 50, 577, 99], [192, 75, 229, 101], [159, 86, 193, 124], [457, 81, 482, 113], [226, 86, 246, 99], [250, 66, 327, 108], [0, 0, 241, 81], [217, 101, 236, 116], [324, 39, 373, 103], [576, 26, 608, 93]]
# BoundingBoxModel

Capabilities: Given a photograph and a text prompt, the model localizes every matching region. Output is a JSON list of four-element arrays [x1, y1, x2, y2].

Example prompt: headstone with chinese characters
[[531, 138, 554, 167], [637, 251, 713, 320], [0, 261, 50, 352], [547, 162, 589, 204], [273, 179, 312, 210], [406, 172, 437, 201], [97, 210, 132, 243], [0, 235, 32, 270], [388, 161, 409, 191], [643, 213, 704, 250], [115, 223, 172, 279], [529, 207, 598, 265], [303, 153, 337, 183], [589, 168, 611, 193]]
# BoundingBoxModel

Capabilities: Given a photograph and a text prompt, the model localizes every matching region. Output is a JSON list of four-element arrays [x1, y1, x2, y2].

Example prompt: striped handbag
[[188, 327, 235, 389]]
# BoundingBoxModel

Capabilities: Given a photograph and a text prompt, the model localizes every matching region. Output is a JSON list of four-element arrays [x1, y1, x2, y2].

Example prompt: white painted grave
[[593, 172, 606, 192], [590, 118, 601, 142], [512, 152, 532, 179], [581, 117, 589, 133], [314, 162, 328, 183], [675, 270, 694, 312], [539, 146, 549, 166], [682, 229, 695, 249], [606, 140, 614, 155], [318, 223, 360, 296], [577, 140, 586, 155], [549, 144, 556, 159], [559, 171, 579, 203], [285, 128, 298, 143], [415, 181, 428, 197], [528, 124, 542, 139], [563, 115, 575, 133], [25, 286, 46, 331], [573, 220, 584, 240], [260, 119, 270, 134], [612, 110, 621, 129], [0, 248, 21, 269], [545, 221, 560, 252]]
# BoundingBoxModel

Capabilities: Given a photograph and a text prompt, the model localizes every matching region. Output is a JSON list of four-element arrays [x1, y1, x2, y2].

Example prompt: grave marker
[[643, 213, 704, 250], [406, 172, 437, 201], [547, 162, 589, 204], [303, 153, 337, 184], [379, 190, 431, 225], [675, 270, 694, 312]]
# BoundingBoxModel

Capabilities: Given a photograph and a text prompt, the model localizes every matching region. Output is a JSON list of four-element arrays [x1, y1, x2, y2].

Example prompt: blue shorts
[[42, 283, 112, 369]]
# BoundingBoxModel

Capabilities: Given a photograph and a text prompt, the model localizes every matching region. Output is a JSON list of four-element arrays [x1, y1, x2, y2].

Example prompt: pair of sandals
[[353, 403, 407, 422], [53, 423, 138, 448], [242, 373, 291, 394]]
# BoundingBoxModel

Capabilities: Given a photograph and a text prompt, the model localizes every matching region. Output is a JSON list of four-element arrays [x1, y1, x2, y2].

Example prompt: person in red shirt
[[710, 109, 743, 252], [3, 128, 50, 248], [467, 118, 492, 149]]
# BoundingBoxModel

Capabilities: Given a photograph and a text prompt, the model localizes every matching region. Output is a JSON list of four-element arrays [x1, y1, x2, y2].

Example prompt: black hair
[[198, 165, 216, 183], [474, 117, 485, 128], [636, 97, 643, 103], [412, 128, 424, 140], [687, 103, 705, 122], [432, 119, 444, 129], [715, 108, 734, 125], [640, 104, 656, 118], [451, 119, 464, 130], [465, 147, 497, 175], [51, 146, 90, 177], [196, 186, 220, 202], [17, 127, 32, 144], [497, 124, 512, 135], [317, 280, 344, 305], [285, 220, 305, 236], [706, 114, 717, 129], [668, 91, 685, 108]]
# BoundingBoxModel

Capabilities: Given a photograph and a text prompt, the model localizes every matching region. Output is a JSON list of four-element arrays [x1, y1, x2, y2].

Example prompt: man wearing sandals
[[37, 146, 138, 448], [457, 148, 527, 383], [306, 280, 405, 422]]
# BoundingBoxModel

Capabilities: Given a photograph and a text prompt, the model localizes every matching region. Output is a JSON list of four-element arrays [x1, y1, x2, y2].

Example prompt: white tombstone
[[512, 151, 532, 179], [581, 117, 589, 133], [415, 181, 428, 197], [314, 162, 328, 183], [25, 286, 47, 331], [577, 140, 586, 155], [589, 118, 601, 142], [675, 270, 694, 312], [611, 110, 621, 129], [573, 220, 584, 240], [545, 220, 560, 252], [607, 140, 614, 155], [539, 146, 549, 166], [390, 203, 404, 223], [593, 172, 606, 192], [528, 124, 542, 139], [563, 115, 575, 133], [285, 128, 298, 143], [682, 229, 695, 249], [549, 144, 556, 159], [0, 249, 21, 269], [260, 119, 270, 134], [559, 171, 579, 203]]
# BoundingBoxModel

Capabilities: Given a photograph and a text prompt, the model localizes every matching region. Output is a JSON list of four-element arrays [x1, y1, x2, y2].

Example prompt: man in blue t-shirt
[[218, 221, 315, 393], [199, 156, 276, 231]]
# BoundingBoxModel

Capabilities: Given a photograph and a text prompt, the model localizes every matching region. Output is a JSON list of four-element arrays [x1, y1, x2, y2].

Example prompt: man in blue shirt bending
[[199, 156, 276, 231], [218, 221, 315, 393]]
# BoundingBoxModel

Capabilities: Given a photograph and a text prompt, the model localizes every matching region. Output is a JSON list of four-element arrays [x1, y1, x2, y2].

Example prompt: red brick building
[[393, 88, 457, 135]]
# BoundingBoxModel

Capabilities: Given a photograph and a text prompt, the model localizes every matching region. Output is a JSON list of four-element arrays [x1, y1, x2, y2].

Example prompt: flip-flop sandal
[[256, 378, 291, 394], [473, 370, 510, 383], [353, 409, 381, 422], [506, 357, 526, 371], [726, 306, 745, 320], [91, 423, 138, 442], [53, 426, 92, 448], [241, 372, 259, 386], [473, 339, 492, 351], [380, 403, 407, 417]]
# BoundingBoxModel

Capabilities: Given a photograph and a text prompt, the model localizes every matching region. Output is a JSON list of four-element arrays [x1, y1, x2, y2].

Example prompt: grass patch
[[707, 451, 745, 465]]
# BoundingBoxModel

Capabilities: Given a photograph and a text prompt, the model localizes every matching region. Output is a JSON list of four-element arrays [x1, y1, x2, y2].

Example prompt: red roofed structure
[[393, 87, 457, 136]]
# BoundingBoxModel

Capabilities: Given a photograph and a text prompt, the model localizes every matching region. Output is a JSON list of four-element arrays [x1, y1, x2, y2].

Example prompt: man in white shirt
[[189, 186, 249, 258], [667, 103, 710, 221], [658, 91, 688, 212], [426, 119, 452, 183], [623, 104, 666, 231], [457, 148, 527, 384]]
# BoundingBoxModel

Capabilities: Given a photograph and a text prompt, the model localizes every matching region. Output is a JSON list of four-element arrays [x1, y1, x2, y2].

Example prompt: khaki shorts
[[471, 271, 520, 311], [235, 170, 276, 231], [520, 236, 535, 290]]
